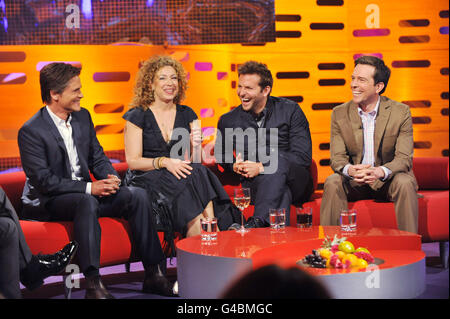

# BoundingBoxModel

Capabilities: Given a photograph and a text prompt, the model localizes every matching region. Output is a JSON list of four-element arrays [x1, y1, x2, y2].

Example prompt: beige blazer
[[329, 95, 417, 190]]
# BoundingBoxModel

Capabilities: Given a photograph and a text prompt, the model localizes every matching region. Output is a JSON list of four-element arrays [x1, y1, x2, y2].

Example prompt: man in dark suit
[[320, 56, 418, 233], [1, 187, 78, 299], [215, 61, 313, 228], [18, 63, 175, 298]]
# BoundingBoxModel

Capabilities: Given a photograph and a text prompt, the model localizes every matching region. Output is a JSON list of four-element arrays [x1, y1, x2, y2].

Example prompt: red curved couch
[[0, 162, 167, 268], [0, 157, 448, 278], [213, 157, 449, 268]]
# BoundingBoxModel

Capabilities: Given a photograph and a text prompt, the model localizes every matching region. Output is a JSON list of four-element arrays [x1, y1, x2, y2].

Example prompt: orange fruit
[[335, 251, 346, 260], [338, 241, 355, 254], [356, 258, 369, 269], [319, 248, 332, 260], [342, 253, 358, 267]]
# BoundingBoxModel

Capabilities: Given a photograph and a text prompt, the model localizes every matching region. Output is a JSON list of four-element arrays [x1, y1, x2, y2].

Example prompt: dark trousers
[[0, 188, 33, 299], [242, 158, 312, 225], [45, 186, 165, 277]]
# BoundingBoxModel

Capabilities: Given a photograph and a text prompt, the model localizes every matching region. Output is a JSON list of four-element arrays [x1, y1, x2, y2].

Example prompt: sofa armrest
[[413, 157, 449, 190], [112, 162, 128, 179], [0, 170, 26, 212]]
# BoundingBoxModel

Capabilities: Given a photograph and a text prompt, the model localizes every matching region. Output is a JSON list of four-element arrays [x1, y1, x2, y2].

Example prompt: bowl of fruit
[[297, 235, 382, 269]]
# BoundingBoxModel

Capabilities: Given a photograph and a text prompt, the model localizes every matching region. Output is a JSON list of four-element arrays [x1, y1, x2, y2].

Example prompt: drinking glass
[[233, 188, 251, 234], [340, 209, 357, 231], [269, 208, 286, 230], [200, 217, 218, 241], [296, 207, 313, 228]]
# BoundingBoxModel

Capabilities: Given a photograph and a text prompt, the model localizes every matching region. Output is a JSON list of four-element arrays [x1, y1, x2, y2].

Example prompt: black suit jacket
[[18, 107, 118, 220], [215, 96, 312, 174]]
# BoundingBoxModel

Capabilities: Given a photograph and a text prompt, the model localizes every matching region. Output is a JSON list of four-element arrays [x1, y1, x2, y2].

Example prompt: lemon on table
[[338, 241, 355, 254], [319, 248, 332, 260], [356, 258, 369, 269], [355, 247, 371, 254]]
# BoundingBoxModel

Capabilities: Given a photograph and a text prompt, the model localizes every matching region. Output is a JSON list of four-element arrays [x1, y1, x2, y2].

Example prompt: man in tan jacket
[[320, 55, 418, 233]]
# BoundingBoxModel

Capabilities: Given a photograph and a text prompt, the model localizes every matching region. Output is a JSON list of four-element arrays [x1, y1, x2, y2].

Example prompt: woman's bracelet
[[158, 156, 166, 169], [153, 157, 160, 170]]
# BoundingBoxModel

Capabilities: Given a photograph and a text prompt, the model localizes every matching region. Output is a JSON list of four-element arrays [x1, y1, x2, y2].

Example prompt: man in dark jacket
[[215, 61, 313, 228], [18, 63, 175, 298]]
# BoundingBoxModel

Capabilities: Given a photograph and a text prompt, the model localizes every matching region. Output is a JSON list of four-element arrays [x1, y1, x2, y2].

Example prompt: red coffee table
[[176, 226, 425, 299]]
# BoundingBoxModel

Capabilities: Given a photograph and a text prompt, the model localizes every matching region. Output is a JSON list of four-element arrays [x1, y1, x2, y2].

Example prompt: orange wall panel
[[0, 0, 448, 187]]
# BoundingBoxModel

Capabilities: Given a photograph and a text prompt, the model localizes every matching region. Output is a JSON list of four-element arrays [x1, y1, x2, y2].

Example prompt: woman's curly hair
[[130, 55, 187, 110]]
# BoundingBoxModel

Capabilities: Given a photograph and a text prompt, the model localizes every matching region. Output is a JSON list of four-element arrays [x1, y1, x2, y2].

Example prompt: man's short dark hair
[[238, 61, 273, 91], [40, 63, 81, 104], [354, 56, 391, 95]]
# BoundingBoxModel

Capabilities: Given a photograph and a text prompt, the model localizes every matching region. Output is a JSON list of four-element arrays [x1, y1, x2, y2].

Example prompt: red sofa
[[0, 157, 448, 286], [213, 157, 449, 268], [0, 162, 169, 271], [310, 158, 448, 244]]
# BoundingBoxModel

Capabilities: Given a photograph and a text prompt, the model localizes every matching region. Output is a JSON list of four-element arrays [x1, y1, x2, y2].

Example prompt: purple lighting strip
[[1, 72, 25, 83], [217, 72, 228, 80], [200, 108, 214, 118], [195, 62, 213, 71], [353, 53, 383, 60], [353, 28, 390, 37], [36, 61, 81, 71], [202, 127, 215, 137]]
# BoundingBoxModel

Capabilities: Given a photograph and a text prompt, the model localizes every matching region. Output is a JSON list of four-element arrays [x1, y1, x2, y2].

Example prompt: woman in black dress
[[123, 55, 238, 249]]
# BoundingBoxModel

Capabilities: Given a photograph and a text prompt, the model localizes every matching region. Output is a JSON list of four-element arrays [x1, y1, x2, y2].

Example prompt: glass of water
[[200, 217, 218, 241], [269, 208, 286, 230], [340, 209, 357, 231]]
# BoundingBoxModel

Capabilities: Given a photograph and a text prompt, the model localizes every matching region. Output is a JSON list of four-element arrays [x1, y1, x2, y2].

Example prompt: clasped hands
[[233, 153, 264, 179], [92, 174, 121, 197], [348, 164, 385, 185]]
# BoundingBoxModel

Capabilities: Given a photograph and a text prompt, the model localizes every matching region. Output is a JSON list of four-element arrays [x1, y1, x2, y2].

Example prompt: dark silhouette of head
[[221, 264, 331, 299]]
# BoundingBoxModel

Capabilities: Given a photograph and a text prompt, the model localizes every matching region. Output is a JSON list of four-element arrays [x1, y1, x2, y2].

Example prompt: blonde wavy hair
[[130, 55, 187, 110]]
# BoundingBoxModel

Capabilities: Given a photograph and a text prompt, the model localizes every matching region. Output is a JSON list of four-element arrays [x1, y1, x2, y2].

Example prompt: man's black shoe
[[85, 275, 115, 299], [143, 263, 178, 297], [20, 241, 79, 290], [244, 217, 268, 229]]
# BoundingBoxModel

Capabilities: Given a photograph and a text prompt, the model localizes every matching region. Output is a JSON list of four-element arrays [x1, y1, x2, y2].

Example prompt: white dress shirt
[[46, 106, 92, 194], [343, 97, 391, 181]]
